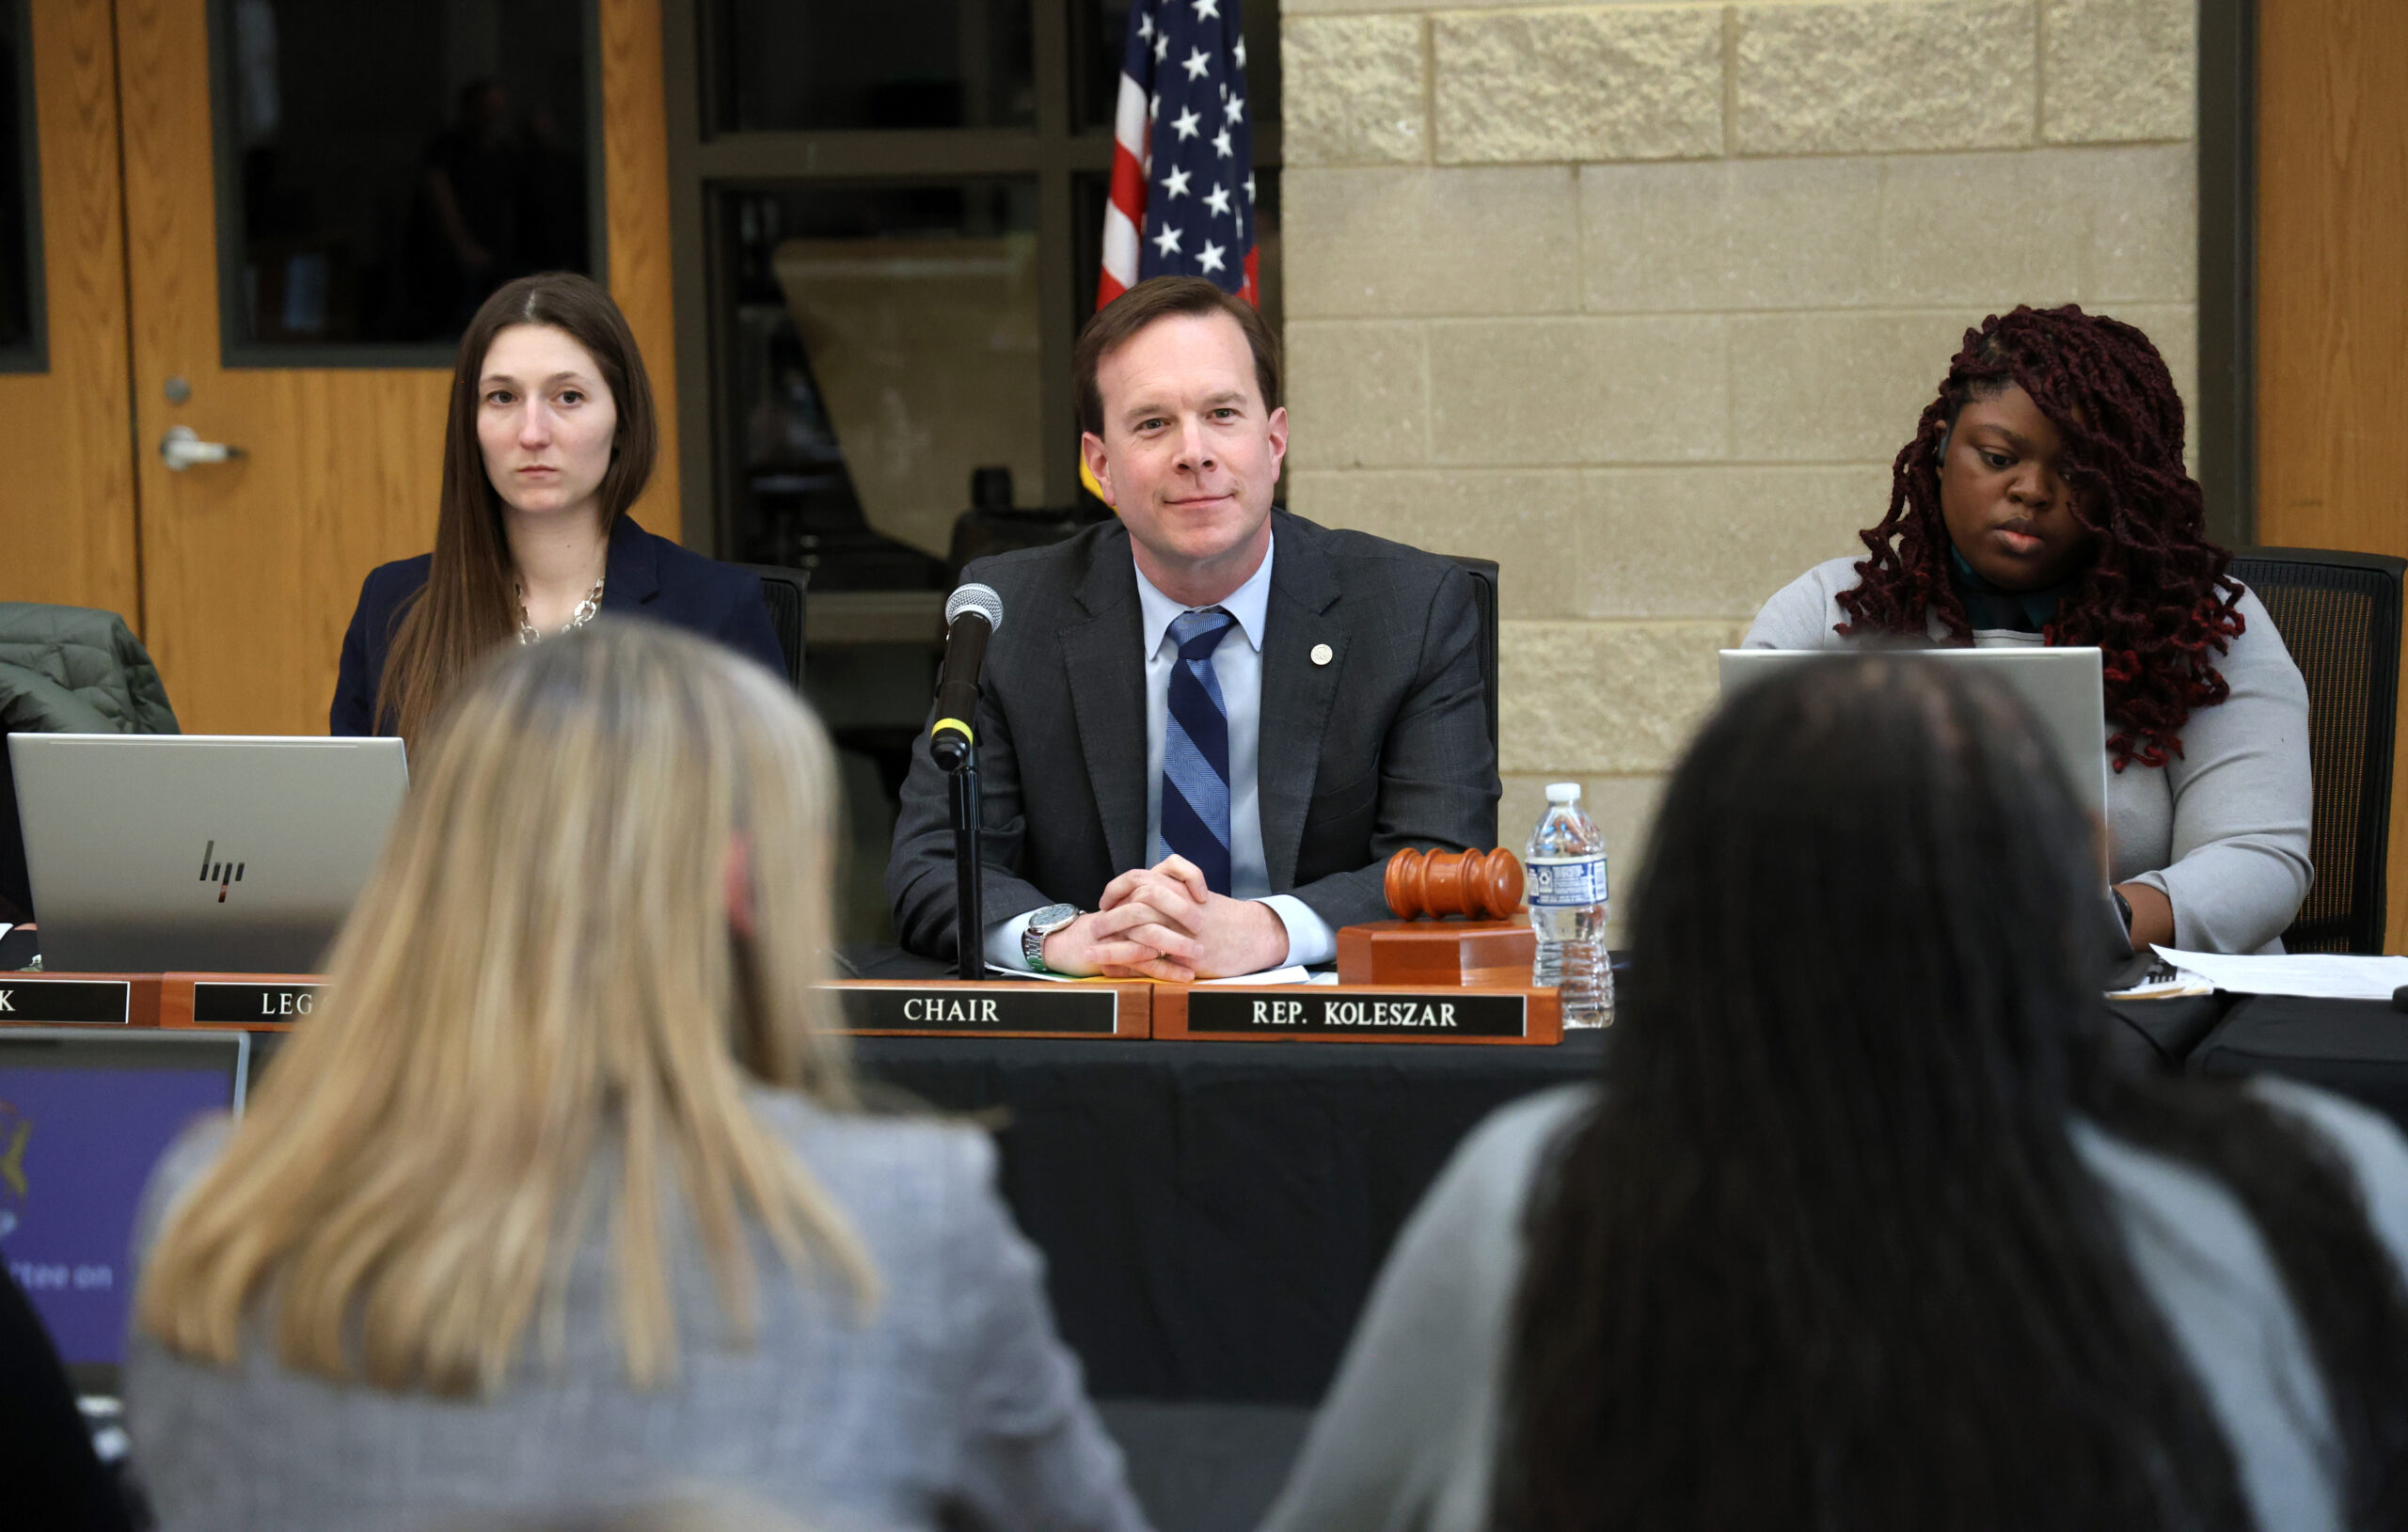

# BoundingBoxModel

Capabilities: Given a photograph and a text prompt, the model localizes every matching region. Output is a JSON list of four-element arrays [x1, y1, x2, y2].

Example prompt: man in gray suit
[[887, 276, 1498, 978]]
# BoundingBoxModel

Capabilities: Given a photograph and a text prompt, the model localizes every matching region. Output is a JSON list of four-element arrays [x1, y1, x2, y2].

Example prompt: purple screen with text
[[0, 1066, 234, 1366]]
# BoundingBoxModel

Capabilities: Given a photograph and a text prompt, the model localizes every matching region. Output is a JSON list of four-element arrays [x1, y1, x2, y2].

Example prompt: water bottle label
[[1526, 855, 1607, 907]]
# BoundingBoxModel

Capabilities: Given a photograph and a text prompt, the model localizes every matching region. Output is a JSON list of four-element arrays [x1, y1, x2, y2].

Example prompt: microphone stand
[[941, 739, 983, 981], [929, 588, 999, 983]]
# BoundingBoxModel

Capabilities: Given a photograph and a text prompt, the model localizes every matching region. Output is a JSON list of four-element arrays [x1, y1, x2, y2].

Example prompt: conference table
[[0, 945, 2365, 1532], [861, 1029, 1599, 1403], [103, 940, 2221, 1406], [823, 947, 2260, 1529], [820, 942, 1584, 1528], [839, 949, 2232, 1403]]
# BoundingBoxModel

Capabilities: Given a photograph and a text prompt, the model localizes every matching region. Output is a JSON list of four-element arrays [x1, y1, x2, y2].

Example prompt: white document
[[986, 963, 1081, 983], [2108, 974, 2214, 1001], [1198, 965, 1311, 986], [981, 963, 1313, 986], [2153, 946, 2408, 1001]]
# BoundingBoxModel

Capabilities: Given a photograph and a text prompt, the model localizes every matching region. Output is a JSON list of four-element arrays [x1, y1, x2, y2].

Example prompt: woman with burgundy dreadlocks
[[1744, 306, 2309, 956]]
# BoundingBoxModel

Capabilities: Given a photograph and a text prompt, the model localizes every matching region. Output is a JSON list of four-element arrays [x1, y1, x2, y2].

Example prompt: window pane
[[0, 1, 36, 355], [721, 181, 1042, 589], [1075, 0, 1278, 134], [213, 0, 595, 351], [713, 0, 1034, 133]]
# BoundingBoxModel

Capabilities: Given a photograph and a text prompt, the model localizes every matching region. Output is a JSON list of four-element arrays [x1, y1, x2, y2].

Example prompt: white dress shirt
[[985, 533, 1339, 971]]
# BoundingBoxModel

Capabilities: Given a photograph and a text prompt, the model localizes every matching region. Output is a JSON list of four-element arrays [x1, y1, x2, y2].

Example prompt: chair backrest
[[742, 565, 809, 691], [0, 602, 181, 926], [2227, 546, 2405, 955], [945, 502, 1115, 586], [1441, 553, 1501, 783]]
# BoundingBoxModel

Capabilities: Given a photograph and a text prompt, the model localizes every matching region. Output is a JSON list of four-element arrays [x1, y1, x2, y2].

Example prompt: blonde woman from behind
[[126, 622, 1149, 1532]]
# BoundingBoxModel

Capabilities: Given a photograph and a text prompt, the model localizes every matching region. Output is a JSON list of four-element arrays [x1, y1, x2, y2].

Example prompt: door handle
[[161, 425, 246, 471]]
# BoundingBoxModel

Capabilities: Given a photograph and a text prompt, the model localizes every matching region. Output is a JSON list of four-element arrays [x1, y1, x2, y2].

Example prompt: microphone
[[930, 583, 1005, 772]]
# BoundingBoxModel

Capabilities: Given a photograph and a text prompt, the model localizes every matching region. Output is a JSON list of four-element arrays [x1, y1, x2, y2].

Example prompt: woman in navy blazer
[[331, 272, 780, 741]]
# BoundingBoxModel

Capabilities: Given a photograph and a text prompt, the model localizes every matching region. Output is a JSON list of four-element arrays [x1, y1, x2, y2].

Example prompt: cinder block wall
[[1279, 0, 2197, 928]]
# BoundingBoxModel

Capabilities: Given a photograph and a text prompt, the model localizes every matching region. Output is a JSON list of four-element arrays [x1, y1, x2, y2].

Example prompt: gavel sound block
[[1336, 847, 1537, 987]]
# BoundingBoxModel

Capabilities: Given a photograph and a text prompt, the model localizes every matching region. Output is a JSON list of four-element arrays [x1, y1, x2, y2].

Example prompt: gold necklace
[[516, 576, 605, 645]]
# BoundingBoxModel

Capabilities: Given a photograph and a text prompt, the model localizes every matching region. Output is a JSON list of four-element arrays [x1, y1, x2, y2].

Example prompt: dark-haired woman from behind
[[1745, 305, 2308, 955], [332, 272, 782, 746], [1263, 656, 2408, 1532]]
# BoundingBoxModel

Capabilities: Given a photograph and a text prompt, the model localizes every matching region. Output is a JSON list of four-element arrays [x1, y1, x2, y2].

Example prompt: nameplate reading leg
[[193, 982, 324, 1024]]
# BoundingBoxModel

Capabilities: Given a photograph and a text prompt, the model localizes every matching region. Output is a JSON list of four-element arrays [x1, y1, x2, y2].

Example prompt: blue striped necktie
[[1162, 608, 1236, 895]]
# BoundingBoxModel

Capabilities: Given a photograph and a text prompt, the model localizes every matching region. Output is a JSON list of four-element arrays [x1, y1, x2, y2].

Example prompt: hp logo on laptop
[[199, 841, 245, 903]]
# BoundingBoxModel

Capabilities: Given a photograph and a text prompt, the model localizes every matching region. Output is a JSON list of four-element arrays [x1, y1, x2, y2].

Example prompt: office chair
[[0, 603, 181, 926], [2229, 546, 2406, 955], [942, 467, 1115, 587], [741, 565, 810, 691]]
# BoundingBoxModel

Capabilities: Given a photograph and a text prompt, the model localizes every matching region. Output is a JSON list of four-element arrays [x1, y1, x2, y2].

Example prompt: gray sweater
[[1744, 559, 2313, 955], [123, 1096, 1151, 1532], [1260, 1078, 2408, 1532]]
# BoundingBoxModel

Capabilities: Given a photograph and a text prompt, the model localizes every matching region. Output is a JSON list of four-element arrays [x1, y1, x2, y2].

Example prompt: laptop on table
[[7, 734, 407, 974], [1718, 647, 2111, 831]]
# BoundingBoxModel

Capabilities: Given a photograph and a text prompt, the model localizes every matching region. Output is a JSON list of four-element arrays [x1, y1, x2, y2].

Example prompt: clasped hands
[[1038, 855, 1290, 981]]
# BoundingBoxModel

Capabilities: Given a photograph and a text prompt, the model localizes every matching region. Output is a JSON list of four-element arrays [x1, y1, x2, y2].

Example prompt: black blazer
[[886, 510, 1500, 959], [329, 516, 784, 735]]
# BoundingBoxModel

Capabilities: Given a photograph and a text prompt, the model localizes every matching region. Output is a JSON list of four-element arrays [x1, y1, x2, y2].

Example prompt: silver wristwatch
[[1022, 903, 1082, 973]]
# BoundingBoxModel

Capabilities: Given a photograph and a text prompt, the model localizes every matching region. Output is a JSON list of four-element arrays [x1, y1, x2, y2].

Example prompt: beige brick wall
[[1280, 0, 2197, 931]]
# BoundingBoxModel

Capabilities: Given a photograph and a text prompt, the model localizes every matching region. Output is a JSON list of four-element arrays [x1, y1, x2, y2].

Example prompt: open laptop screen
[[1719, 647, 2110, 833], [0, 1030, 247, 1389], [8, 733, 406, 973]]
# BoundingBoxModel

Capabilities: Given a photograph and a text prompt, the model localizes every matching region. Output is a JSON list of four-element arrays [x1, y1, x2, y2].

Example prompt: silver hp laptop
[[0, 1027, 248, 1396], [1719, 648, 2110, 831], [8, 734, 407, 972]]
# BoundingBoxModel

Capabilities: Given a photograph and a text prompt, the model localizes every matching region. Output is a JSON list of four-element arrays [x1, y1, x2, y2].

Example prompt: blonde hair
[[137, 621, 877, 1396]]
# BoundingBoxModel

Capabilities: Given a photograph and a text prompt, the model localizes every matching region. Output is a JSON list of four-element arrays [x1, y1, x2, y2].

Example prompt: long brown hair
[[375, 273, 660, 747]]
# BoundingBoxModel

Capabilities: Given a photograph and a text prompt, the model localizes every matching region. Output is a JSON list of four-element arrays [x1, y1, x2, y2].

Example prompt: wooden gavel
[[1384, 846, 1525, 921]]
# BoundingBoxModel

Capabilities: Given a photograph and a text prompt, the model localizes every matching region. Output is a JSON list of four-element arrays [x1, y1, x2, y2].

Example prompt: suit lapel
[[1062, 530, 1149, 877], [1259, 515, 1343, 890], [599, 515, 662, 610]]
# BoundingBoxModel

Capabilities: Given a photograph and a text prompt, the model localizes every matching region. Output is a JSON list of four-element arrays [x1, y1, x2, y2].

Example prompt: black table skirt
[[2106, 992, 2231, 1072], [853, 1032, 1605, 1404], [842, 983, 2223, 1409], [2191, 994, 2408, 1128]]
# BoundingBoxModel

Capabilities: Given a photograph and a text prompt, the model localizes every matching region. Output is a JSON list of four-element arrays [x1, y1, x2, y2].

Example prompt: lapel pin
[[1310, 643, 1334, 667]]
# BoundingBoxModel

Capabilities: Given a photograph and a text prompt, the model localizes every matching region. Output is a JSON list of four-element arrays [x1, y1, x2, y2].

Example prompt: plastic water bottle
[[1527, 782, 1611, 1028]]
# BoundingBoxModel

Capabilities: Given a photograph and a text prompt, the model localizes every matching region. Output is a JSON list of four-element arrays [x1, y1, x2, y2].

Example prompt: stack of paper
[[2152, 947, 2408, 1002], [1198, 966, 1311, 986]]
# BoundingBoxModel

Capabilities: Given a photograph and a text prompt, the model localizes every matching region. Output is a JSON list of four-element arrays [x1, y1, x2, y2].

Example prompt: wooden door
[[0, 2, 138, 619], [2257, 0, 2408, 949], [113, 0, 683, 736]]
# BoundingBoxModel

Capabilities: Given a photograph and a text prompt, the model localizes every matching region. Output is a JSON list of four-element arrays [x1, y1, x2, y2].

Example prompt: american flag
[[1097, 0, 1258, 309]]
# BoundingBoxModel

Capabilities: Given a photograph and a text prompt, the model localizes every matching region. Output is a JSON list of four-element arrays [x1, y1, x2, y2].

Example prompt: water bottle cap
[[1545, 782, 1581, 803]]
